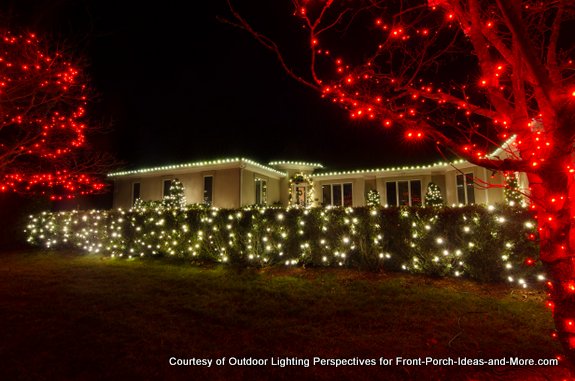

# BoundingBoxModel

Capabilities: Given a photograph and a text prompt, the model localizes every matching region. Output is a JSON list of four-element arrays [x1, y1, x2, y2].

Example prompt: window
[[456, 173, 475, 204], [203, 176, 213, 205], [322, 183, 353, 207], [398, 181, 409, 206], [410, 181, 422, 205], [385, 180, 422, 206], [322, 185, 331, 205], [162, 179, 172, 198], [343, 183, 352, 206], [386, 182, 397, 207], [132, 182, 141, 206], [333, 184, 342, 206], [255, 178, 267, 205]]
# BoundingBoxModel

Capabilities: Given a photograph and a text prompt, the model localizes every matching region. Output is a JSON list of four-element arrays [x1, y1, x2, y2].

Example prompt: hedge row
[[25, 204, 543, 285]]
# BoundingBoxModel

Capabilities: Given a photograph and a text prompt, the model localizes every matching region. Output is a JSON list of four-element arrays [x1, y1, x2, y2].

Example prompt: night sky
[[1, 0, 440, 173]]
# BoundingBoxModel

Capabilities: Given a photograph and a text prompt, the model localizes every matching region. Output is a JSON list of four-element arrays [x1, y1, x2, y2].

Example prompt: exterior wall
[[279, 177, 289, 206], [112, 176, 175, 209], [178, 172, 204, 204], [353, 179, 365, 207], [111, 158, 519, 210], [112, 168, 241, 209], [485, 170, 506, 204], [266, 177, 281, 206], [213, 168, 240, 209], [241, 170, 281, 206], [141, 176, 168, 201], [113, 179, 133, 209], [444, 166, 506, 205]]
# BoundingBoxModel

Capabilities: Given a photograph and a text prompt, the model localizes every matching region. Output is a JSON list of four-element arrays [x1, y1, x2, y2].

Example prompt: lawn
[[0, 250, 571, 380]]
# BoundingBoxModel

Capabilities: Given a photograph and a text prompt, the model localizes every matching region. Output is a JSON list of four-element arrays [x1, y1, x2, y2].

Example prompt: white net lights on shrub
[[26, 204, 544, 287]]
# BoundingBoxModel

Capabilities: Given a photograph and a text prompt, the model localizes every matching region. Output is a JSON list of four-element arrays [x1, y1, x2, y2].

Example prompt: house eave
[[107, 157, 287, 180]]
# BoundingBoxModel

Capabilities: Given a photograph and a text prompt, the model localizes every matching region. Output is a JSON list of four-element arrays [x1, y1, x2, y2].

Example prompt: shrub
[[25, 204, 543, 286]]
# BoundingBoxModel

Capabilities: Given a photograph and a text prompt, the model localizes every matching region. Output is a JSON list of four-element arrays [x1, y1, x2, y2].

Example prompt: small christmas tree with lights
[[424, 182, 443, 207], [163, 178, 186, 210], [504, 173, 523, 207], [366, 189, 380, 207]]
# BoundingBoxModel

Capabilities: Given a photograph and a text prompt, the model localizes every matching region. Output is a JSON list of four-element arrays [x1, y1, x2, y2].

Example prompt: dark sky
[[1, 0, 440, 172]]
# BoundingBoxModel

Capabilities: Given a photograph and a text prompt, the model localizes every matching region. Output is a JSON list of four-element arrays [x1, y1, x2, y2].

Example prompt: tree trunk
[[529, 149, 575, 363], [546, 254, 575, 364]]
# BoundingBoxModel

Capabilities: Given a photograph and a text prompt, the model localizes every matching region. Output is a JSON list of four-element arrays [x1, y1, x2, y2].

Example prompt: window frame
[[321, 183, 353, 207], [255, 177, 267, 205], [456, 172, 475, 205], [162, 179, 172, 198], [385, 180, 422, 206]]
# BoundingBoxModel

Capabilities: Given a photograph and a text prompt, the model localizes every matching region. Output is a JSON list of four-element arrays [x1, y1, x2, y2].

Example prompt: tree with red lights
[[228, 0, 575, 362], [0, 31, 108, 199]]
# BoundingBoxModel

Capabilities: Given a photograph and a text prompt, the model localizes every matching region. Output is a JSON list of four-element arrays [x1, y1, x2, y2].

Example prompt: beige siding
[[279, 177, 290, 206], [241, 169, 256, 206], [142, 176, 167, 201], [179, 173, 204, 204], [241, 170, 281, 206], [486, 170, 505, 204], [353, 179, 365, 207], [445, 166, 506, 205], [111, 158, 519, 210], [113, 179, 133, 209], [112, 169, 241, 209], [266, 177, 281, 206], [214, 168, 240, 208]]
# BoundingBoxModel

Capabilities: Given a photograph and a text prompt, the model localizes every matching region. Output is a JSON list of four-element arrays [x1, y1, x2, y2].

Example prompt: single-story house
[[108, 153, 525, 209]]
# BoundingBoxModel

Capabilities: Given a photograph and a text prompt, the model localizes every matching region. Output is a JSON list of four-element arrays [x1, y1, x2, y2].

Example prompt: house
[[108, 155, 522, 209]]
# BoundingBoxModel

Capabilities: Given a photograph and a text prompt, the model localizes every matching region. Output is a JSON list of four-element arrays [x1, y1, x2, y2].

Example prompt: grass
[[0, 250, 571, 381]]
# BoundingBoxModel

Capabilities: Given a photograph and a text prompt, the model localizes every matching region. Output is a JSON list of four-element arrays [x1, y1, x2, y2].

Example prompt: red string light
[[0, 31, 106, 198]]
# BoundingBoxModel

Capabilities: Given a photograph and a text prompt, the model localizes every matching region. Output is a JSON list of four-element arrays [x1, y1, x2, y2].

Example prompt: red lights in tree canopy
[[0, 30, 109, 198], [405, 131, 424, 140], [227, 0, 575, 363]]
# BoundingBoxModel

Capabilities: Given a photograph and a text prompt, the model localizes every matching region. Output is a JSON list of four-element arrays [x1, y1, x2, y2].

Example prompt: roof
[[107, 157, 287, 178]]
